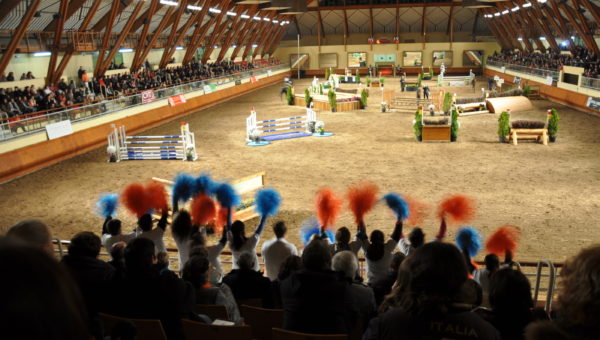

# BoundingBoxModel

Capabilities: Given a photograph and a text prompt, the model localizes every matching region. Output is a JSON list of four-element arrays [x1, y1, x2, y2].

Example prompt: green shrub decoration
[[498, 111, 510, 139], [286, 86, 294, 105], [548, 108, 559, 137], [324, 67, 330, 80], [414, 109, 423, 138], [443, 92, 453, 113], [360, 88, 368, 109], [429, 67, 434, 78], [380, 77, 385, 85], [356, 70, 361, 83], [328, 88, 337, 111], [304, 88, 312, 107], [451, 107, 459, 139], [417, 74, 422, 87], [366, 77, 371, 86]]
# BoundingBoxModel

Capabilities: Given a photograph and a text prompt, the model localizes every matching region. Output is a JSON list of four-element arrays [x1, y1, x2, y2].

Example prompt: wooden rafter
[[217, 6, 257, 62], [293, 16, 301, 39], [471, 11, 479, 41], [317, 10, 325, 38], [343, 5, 349, 49], [94, 0, 122, 75], [516, 0, 555, 50], [157, 0, 189, 68], [421, 6, 426, 47], [500, 3, 533, 51], [46, 0, 70, 84], [549, 0, 571, 35], [528, 1, 559, 49], [579, 0, 600, 24], [265, 23, 287, 56], [182, 13, 218, 64], [539, 2, 569, 39], [395, 5, 400, 49], [92, 0, 133, 32], [242, 16, 272, 61], [447, 5, 454, 47], [230, 15, 261, 61], [0, 0, 42, 76], [200, 1, 231, 64], [132, 6, 177, 71], [96, 0, 146, 76], [44, 0, 87, 31], [484, 8, 517, 50], [559, 0, 599, 55], [0, 0, 21, 24], [253, 13, 279, 59], [369, 7, 374, 38], [131, 0, 159, 72], [571, 0, 599, 54]]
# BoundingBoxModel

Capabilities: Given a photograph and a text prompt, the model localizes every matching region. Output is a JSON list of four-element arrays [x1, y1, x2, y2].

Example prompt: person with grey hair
[[222, 251, 272, 307], [6, 219, 54, 256], [332, 251, 376, 327]]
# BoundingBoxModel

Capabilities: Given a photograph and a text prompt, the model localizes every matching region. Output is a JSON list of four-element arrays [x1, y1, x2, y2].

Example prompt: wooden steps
[[509, 128, 548, 145]]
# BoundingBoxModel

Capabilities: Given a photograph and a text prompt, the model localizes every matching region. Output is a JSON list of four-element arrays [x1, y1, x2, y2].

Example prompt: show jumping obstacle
[[246, 107, 316, 143], [107, 122, 198, 161]]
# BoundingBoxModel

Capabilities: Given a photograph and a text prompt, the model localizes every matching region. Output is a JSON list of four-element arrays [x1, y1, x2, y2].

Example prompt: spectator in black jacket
[[280, 239, 357, 334], [222, 251, 272, 307], [60, 231, 115, 339], [106, 238, 195, 340], [370, 251, 405, 306]]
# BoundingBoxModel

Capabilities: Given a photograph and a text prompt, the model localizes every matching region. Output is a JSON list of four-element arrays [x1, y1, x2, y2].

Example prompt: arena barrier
[[107, 122, 197, 161], [439, 69, 475, 86], [246, 107, 316, 142]]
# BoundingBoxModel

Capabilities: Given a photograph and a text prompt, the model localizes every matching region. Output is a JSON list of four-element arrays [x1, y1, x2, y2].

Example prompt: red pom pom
[[315, 187, 342, 229], [191, 194, 216, 226], [404, 195, 431, 227], [145, 181, 169, 213], [438, 194, 476, 224], [486, 225, 521, 257], [122, 183, 150, 218], [214, 203, 232, 235], [347, 181, 379, 225]]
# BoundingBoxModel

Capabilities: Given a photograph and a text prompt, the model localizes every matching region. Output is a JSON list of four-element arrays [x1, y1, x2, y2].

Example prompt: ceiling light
[[540, 36, 546, 40], [494, 12, 501, 16], [240, 14, 250, 19], [159, 0, 178, 6], [232, 44, 237, 48], [33, 51, 51, 57], [226, 11, 237, 16], [118, 48, 133, 53], [252, 44, 258, 47], [263, 17, 270, 21], [272, 20, 279, 23], [501, 10, 509, 14], [561, 40, 569, 46], [538, 0, 547, 3], [209, 8, 221, 13], [187, 4, 202, 10], [512, 6, 519, 11], [253, 16, 261, 20], [571, 35, 576, 40], [518, 37, 523, 41], [213, 45, 218, 48], [175, 46, 183, 50], [522, 2, 532, 7]]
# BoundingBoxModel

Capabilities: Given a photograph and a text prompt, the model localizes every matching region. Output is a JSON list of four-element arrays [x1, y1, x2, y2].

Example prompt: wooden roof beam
[[217, 6, 257, 62], [44, 0, 87, 31], [157, 0, 190, 68], [92, 0, 133, 32], [46, 0, 70, 84], [0, 0, 42, 76], [94, 0, 121, 75], [200, 1, 232, 64]]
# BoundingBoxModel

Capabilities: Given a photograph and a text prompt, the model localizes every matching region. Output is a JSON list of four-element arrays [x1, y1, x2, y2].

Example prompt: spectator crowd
[[487, 46, 599, 78], [0, 58, 279, 121], [1, 209, 598, 340]]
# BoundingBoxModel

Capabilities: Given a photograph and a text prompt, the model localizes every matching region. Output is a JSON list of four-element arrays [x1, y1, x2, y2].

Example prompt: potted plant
[[423, 67, 432, 80], [443, 92, 453, 115], [304, 88, 312, 108], [324, 67, 330, 81], [429, 67, 434, 79], [450, 107, 459, 142], [498, 111, 510, 143], [356, 70, 361, 84], [413, 108, 423, 141], [547, 108, 559, 142], [248, 128, 263, 143], [316, 121, 325, 135], [366, 77, 371, 87], [319, 84, 324, 95], [107, 145, 117, 162], [381, 102, 388, 112], [417, 74, 422, 88], [522, 84, 531, 98], [380, 77, 385, 87], [286, 86, 294, 105], [328, 88, 337, 112], [360, 88, 368, 109]]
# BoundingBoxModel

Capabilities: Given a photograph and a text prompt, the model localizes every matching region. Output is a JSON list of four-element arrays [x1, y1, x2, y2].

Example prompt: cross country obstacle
[[456, 90, 491, 116], [246, 107, 317, 143], [383, 89, 432, 112], [439, 69, 475, 86], [107, 122, 198, 161]]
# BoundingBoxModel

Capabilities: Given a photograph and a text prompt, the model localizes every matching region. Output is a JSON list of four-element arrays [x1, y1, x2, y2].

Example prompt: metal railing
[[581, 76, 600, 91], [0, 63, 289, 142], [487, 60, 560, 82]]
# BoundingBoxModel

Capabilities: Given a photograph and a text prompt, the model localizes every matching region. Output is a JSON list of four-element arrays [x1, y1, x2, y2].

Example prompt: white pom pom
[[107, 146, 116, 154], [315, 121, 324, 129]]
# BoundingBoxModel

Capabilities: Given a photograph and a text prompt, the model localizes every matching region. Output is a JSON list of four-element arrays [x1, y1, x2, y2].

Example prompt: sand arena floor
[[1, 77, 599, 263]]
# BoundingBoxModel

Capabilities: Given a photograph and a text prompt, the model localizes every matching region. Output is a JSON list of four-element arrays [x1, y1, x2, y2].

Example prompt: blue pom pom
[[172, 173, 196, 207], [96, 194, 119, 218], [215, 182, 241, 208], [383, 193, 410, 220], [299, 217, 335, 245], [193, 173, 215, 196], [455, 226, 482, 258], [255, 188, 281, 217]]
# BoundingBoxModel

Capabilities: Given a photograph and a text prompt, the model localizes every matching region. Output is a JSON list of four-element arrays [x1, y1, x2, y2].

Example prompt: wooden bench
[[509, 128, 548, 145], [152, 171, 266, 222]]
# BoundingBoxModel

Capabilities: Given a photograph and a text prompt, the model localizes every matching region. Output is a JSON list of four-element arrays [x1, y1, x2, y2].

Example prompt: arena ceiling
[[0, 0, 598, 77]]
